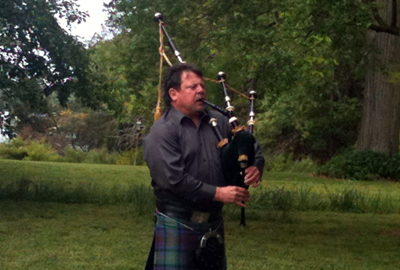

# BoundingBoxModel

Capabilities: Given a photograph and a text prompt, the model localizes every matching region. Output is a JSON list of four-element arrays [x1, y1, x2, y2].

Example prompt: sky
[[67, 0, 109, 41]]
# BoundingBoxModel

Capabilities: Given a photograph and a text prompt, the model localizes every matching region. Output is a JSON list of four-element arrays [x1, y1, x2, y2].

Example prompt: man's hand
[[244, 166, 261, 187], [213, 186, 250, 208]]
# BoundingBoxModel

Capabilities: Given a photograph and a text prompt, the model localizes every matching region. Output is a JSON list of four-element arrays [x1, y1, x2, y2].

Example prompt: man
[[144, 63, 264, 270]]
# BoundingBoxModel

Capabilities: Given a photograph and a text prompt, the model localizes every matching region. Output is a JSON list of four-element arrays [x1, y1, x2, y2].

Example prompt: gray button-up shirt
[[144, 106, 264, 212]]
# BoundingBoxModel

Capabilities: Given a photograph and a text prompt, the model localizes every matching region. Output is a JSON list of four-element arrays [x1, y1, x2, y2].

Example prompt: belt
[[156, 200, 222, 224]]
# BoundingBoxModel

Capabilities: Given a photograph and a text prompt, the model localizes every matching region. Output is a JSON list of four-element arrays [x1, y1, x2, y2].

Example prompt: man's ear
[[169, 88, 178, 101]]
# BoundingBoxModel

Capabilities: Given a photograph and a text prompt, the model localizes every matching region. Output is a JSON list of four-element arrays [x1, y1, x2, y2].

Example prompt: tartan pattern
[[151, 211, 226, 270]]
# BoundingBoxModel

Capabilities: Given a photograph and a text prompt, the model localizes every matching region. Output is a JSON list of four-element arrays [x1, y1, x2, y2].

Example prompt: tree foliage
[[100, 0, 377, 161], [0, 0, 396, 165], [87, 37, 143, 122], [0, 0, 92, 113]]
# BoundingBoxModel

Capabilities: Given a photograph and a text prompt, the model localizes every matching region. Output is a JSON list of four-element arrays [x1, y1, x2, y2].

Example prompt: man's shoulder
[[149, 117, 171, 134], [148, 111, 179, 136]]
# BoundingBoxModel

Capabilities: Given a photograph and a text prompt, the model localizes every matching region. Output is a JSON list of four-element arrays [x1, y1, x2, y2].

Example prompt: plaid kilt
[[146, 210, 226, 270]]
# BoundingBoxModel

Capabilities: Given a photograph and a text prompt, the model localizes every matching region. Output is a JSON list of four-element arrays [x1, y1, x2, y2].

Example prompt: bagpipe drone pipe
[[204, 74, 257, 190], [154, 13, 258, 225]]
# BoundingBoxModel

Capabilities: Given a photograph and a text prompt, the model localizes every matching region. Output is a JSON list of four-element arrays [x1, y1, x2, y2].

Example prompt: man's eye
[[187, 84, 203, 90]]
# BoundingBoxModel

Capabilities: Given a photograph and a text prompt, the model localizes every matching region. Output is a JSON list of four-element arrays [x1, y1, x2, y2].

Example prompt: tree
[[87, 37, 138, 122], [58, 109, 116, 152], [103, 0, 369, 161], [0, 0, 92, 113], [357, 0, 400, 155]]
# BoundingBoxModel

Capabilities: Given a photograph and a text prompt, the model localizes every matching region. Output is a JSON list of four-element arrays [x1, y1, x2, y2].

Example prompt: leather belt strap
[[156, 200, 222, 224]]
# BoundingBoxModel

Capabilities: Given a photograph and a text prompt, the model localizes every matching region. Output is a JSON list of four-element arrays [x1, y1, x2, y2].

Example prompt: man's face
[[169, 71, 206, 119]]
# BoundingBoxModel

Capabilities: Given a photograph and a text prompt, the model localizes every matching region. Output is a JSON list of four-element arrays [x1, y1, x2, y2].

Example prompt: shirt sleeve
[[143, 122, 216, 203], [253, 139, 265, 180]]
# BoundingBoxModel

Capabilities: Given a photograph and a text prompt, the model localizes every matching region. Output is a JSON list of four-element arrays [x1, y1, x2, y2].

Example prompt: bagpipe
[[154, 13, 258, 226]]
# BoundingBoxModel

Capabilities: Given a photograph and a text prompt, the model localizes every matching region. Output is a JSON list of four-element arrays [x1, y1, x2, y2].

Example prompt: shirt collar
[[167, 106, 209, 125]]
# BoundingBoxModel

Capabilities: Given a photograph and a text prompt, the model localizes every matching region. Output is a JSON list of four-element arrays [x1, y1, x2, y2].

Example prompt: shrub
[[23, 140, 59, 162], [269, 153, 317, 173], [0, 136, 142, 166], [0, 137, 59, 161], [318, 150, 400, 181], [385, 153, 400, 180], [116, 148, 144, 166], [63, 148, 87, 163], [0, 137, 29, 160]]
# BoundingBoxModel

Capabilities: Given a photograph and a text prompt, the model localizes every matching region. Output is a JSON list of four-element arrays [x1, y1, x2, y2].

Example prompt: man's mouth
[[196, 98, 205, 103]]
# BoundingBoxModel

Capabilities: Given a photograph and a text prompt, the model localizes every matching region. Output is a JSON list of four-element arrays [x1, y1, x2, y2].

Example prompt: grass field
[[1, 159, 400, 269], [0, 159, 150, 186], [1, 202, 400, 270]]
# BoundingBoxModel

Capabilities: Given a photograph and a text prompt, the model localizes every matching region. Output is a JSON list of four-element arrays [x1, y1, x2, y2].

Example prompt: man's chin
[[194, 101, 205, 111], [195, 105, 205, 113]]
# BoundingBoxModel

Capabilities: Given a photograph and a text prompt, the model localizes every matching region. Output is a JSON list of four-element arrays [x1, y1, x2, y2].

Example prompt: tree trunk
[[357, 1, 400, 155]]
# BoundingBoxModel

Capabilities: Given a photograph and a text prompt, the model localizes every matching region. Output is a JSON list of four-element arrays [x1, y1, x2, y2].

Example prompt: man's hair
[[163, 63, 203, 107]]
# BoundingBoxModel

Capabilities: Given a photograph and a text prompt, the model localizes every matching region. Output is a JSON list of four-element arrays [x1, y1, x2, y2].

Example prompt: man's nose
[[196, 85, 205, 94]]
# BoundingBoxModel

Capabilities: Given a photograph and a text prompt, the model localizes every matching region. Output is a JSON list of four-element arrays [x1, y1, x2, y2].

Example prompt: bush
[[385, 153, 400, 180], [0, 137, 58, 161], [0, 137, 60, 162], [0, 137, 29, 160], [318, 150, 400, 181], [23, 140, 60, 162], [116, 148, 144, 166], [269, 153, 317, 173], [63, 148, 87, 163], [0, 136, 146, 166]]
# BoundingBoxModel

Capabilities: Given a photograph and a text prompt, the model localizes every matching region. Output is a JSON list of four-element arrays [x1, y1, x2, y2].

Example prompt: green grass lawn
[[0, 159, 150, 186], [1, 202, 399, 270], [1, 159, 400, 269], [266, 171, 400, 198], [0, 202, 151, 270], [1, 159, 400, 201], [263, 172, 400, 212]]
